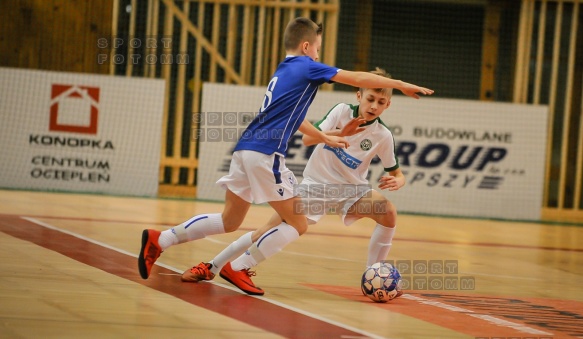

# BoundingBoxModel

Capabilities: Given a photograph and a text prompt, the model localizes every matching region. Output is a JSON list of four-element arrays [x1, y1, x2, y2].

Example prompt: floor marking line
[[21, 216, 390, 339], [7, 213, 582, 253], [403, 294, 553, 336]]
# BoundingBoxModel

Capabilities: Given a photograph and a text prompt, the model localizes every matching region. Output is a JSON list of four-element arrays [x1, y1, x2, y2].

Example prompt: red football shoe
[[219, 262, 264, 296], [182, 262, 215, 282], [138, 229, 162, 279]]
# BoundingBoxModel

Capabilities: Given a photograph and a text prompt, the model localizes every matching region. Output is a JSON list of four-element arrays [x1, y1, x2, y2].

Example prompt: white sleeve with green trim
[[313, 103, 348, 132]]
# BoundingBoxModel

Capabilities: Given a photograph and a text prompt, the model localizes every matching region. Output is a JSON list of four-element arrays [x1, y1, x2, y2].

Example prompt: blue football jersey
[[234, 56, 340, 156]]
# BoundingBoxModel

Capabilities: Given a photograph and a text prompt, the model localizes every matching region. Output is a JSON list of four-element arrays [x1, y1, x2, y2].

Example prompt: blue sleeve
[[307, 60, 340, 84]]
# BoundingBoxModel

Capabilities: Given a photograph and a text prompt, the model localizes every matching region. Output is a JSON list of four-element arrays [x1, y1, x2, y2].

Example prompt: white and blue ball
[[361, 261, 402, 303]]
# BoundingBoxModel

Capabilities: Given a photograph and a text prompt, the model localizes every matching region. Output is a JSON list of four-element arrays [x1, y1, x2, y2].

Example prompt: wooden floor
[[0, 189, 582, 339]]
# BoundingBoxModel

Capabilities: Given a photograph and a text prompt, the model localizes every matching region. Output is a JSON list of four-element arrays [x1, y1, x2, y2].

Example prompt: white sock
[[208, 232, 253, 275], [158, 213, 224, 251], [231, 223, 299, 271], [366, 224, 396, 267]]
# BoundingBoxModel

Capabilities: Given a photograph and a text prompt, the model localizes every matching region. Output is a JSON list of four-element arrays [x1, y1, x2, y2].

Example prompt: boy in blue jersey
[[138, 18, 433, 292]]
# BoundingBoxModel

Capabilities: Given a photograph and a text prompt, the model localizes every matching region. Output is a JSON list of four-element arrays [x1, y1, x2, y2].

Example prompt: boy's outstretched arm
[[298, 120, 350, 148], [331, 70, 434, 99], [302, 116, 366, 146]]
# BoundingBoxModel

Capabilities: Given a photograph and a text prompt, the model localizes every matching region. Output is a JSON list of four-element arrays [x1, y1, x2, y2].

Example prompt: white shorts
[[295, 179, 372, 226], [216, 150, 298, 204]]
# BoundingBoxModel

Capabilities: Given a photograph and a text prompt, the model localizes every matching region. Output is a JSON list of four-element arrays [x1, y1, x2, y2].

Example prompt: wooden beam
[[226, 4, 238, 84], [161, 0, 244, 84], [110, 0, 119, 74], [171, 0, 191, 185], [254, 6, 266, 85], [480, 0, 502, 101], [322, 0, 339, 91], [125, 0, 137, 76], [159, 6, 174, 184], [354, 0, 372, 72], [543, 1, 563, 206], [270, 4, 282, 77], [513, 0, 530, 103], [188, 1, 206, 185], [210, 2, 221, 82], [533, 0, 547, 104], [558, 0, 579, 209]]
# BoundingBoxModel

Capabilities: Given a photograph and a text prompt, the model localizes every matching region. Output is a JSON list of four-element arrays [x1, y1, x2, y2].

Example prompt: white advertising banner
[[0, 67, 165, 196], [197, 83, 548, 221]]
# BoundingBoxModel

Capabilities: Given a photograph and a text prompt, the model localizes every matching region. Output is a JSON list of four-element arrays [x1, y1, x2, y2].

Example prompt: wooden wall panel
[[0, 0, 113, 74], [353, 0, 372, 72]]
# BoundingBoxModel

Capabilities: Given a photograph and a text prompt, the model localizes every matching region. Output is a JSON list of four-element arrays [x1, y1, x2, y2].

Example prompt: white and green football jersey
[[303, 103, 399, 185]]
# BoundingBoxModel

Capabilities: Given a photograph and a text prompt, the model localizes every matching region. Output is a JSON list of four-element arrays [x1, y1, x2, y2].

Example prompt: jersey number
[[260, 77, 278, 112]]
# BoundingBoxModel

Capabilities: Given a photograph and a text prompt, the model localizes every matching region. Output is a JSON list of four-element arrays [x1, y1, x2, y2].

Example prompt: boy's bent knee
[[294, 223, 308, 235], [221, 216, 243, 232], [282, 218, 308, 235], [223, 223, 240, 233], [376, 201, 397, 227]]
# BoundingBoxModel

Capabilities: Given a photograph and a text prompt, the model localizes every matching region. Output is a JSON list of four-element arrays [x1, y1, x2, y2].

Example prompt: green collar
[[350, 104, 378, 126]]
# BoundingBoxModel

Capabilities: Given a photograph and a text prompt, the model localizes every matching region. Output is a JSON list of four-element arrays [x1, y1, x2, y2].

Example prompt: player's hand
[[399, 82, 434, 99], [340, 117, 366, 137], [378, 175, 401, 191], [323, 135, 349, 149]]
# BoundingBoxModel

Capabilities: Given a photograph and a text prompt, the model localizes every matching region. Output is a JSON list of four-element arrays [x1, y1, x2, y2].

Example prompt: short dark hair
[[283, 17, 323, 51]]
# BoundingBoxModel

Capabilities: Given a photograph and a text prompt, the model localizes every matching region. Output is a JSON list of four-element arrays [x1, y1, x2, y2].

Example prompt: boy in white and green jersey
[[309, 101, 398, 185], [184, 68, 406, 297], [300, 97, 400, 227]]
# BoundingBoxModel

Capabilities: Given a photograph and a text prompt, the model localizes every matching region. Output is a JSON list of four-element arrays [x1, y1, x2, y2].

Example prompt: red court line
[[306, 284, 583, 339], [2, 212, 582, 253], [0, 215, 371, 339]]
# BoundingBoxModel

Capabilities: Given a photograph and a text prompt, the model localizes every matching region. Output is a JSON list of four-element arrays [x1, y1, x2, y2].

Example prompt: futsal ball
[[361, 261, 402, 303]]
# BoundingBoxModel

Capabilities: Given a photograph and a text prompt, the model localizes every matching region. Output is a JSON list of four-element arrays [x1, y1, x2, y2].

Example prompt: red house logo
[[50, 84, 100, 134]]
